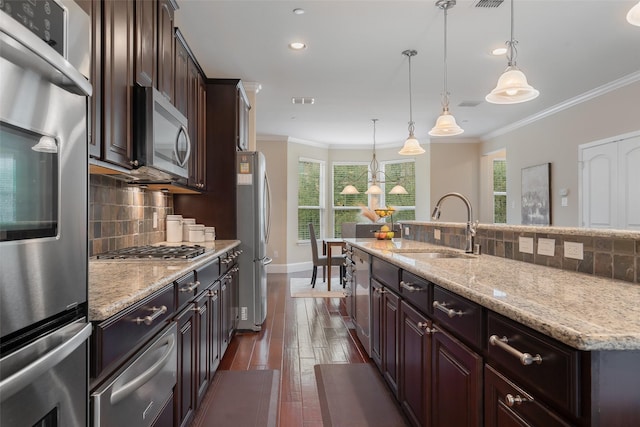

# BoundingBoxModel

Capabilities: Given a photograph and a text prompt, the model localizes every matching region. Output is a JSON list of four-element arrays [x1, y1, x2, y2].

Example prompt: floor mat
[[290, 277, 349, 298], [314, 363, 408, 427], [191, 369, 280, 427]]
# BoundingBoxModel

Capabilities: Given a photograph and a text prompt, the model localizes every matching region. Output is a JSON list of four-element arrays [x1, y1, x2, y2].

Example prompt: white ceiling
[[175, 0, 640, 148]]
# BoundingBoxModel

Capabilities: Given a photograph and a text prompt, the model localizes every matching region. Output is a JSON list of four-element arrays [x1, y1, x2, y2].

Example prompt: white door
[[580, 135, 640, 230]]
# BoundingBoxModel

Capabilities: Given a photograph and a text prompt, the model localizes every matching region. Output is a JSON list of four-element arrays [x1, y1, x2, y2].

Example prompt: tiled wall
[[89, 175, 173, 256], [401, 221, 640, 284]]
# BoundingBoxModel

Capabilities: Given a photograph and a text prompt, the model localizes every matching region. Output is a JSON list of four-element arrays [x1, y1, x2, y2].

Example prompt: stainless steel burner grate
[[96, 245, 205, 259]]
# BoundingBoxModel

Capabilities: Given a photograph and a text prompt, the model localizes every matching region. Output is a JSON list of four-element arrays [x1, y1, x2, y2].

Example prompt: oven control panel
[[1, 0, 65, 56]]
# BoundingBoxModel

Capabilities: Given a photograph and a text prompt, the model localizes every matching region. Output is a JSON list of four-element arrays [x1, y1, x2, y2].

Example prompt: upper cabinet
[[157, 0, 177, 102], [135, 0, 157, 87]]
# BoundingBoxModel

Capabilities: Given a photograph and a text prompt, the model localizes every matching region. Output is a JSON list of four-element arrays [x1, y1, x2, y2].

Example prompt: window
[[297, 158, 324, 241], [493, 159, 507, 223], [332, 159, 415, 237]]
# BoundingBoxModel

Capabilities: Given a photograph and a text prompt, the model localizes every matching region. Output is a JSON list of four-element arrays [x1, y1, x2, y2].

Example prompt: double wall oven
[[0, 1, 92, 426]]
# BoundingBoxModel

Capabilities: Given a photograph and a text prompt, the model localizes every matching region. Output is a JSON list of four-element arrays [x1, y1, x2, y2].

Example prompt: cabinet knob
[[505, 394, 531, 407], [130, 160, 139, 167]]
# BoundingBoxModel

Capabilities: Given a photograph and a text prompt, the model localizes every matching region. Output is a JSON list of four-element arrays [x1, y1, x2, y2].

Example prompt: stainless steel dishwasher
[[91, 323, 177, 427]]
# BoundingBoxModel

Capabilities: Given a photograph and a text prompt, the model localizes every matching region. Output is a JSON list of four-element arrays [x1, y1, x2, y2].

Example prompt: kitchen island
[[345, 238, 640, 427]]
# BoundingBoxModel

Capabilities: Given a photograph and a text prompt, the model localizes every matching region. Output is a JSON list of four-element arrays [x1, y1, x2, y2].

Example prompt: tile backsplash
[[401, 221, 640, 284], [89, 175, 172, 256]]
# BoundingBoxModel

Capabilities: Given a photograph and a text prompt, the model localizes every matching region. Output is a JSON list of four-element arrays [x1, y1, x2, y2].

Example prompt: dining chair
[[308, 223, 345, 287]]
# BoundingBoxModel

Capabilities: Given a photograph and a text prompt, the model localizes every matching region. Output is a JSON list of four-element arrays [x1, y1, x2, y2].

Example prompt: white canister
[[182, 218, 196, 242], [188, 224, 205, 243], [166, 214, 183, 242], [204, 227, 216, 242]]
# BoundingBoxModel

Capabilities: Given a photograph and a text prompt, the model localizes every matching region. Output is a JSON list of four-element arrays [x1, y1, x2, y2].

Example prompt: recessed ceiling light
[[289, 42, 307, 50], [491, 47, 507, 56], [293, 8, 305, 15]]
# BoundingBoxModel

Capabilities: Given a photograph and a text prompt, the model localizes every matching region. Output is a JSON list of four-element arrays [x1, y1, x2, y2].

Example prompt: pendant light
[[628, 1, 640, 26], [486, 0, 539, 104], [399, 50, 425, 155], [429, 0, 464, 137], [340, 119, 408, 195]]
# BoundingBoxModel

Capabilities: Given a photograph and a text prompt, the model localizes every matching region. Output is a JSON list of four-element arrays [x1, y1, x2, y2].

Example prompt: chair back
[[308, 223, 319, 263]]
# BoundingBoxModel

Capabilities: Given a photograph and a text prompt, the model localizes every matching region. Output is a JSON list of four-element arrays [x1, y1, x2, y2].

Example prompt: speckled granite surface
[[89, 240, 240, 321], [347, 238, 640, 351]]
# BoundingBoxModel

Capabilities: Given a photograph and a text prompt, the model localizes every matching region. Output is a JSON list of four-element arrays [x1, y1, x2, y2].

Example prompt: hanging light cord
[[370, 119, 380, 184], [506, 0, 518, 67], [403, 51, 416, 135], [441, 3, 450, 110]]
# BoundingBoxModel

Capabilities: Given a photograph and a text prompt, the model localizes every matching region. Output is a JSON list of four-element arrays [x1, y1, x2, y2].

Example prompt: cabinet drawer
[[485, 364, 572, 427], [196, 258, 220, 288], [432, 286, 483, 349], [399, 271, 431, 314], [176, 271, 198, 311], [372, 257, 400, 293], [91, 284, 175, 378], [487, 312, 579, 416]]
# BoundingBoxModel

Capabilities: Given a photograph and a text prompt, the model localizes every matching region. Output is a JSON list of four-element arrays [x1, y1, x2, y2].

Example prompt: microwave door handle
[[174, 126, 191, 168], [110, 333, 176, 405], [0, 323, 92, 403], [0, 17, 92, 97]]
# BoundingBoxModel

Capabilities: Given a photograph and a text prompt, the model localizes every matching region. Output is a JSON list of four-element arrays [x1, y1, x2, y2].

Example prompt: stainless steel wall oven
[[0, 0, 92, 425]]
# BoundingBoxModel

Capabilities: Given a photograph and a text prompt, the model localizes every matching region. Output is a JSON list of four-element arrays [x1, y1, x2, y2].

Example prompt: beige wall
[[481, 80, 640, 226]]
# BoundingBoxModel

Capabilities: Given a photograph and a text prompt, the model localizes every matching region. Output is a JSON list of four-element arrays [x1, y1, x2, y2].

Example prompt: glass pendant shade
[[429, 109, 464, 136], [340, 184, 360, 195], [628, 1, 640, 26], [399, 134, 425, 155], [485, 66, 539, 104], [31, 136, 58, 153], [389, 184, 408, 195], [365, 184, 383, 195]]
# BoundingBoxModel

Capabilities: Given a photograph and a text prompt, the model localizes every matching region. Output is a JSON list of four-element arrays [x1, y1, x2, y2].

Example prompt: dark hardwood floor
[[197, 269, 370, 426]]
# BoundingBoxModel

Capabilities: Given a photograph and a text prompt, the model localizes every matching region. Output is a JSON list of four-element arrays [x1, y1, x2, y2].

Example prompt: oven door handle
[[110, 333, 176, 405], [0, 15, 92, 97], [0, 322, 92, 403]]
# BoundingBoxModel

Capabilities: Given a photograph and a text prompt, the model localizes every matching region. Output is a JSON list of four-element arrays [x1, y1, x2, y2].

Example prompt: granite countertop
[[89, 240, 240, 321], [347, 238, 640, 351]]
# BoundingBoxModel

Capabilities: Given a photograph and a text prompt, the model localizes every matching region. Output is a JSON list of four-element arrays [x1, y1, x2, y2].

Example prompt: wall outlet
[[518, 236, 534, 254], [273, 250, 279, 258], [564, 241, 584, 260], [241, 307, 248, 320], [404, 226, 410, 236], [153, 211, 158, 229], [561, 197, 568, 207], [537, 238, 555, 256], [434, 229, 441, 240]]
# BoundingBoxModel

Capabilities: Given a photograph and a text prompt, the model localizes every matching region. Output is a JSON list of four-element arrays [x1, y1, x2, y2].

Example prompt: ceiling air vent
[[292, 97, 315, 104], [458, 100, 483, 107], [475, 0, 503, 8]]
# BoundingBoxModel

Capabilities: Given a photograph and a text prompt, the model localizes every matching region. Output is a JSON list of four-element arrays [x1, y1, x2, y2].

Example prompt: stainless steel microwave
[[133, 86, 191, 182]]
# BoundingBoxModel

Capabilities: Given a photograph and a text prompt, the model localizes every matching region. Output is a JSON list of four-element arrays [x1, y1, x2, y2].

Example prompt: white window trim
[[297, 157, 325, 243]]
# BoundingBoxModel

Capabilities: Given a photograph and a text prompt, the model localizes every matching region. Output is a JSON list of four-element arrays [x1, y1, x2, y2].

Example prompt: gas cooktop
[[96, 244, 206, 260]]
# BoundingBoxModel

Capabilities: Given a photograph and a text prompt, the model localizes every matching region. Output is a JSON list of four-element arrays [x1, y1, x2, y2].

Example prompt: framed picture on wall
[[521, 163, 551, 225]]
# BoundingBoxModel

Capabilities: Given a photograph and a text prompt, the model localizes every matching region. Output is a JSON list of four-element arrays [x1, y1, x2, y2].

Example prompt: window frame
[[297, 157, 325, 243]]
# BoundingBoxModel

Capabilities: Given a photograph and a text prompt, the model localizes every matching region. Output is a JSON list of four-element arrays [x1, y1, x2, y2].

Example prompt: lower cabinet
[[174, 303, 197, 427], [371, 278, 401, 398]]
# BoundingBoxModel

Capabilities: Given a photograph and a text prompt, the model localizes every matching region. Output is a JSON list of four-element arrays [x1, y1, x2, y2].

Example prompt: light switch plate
[[537, 238, 555, 256], [434, 229, 441, 240], [404, 226, 410, 236], [564, 241, 584, 260], [153, 211, 158, 229], [518, 237, 534, 254]]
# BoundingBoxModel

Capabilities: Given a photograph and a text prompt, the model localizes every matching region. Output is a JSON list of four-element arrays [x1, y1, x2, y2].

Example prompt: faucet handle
[[470, 220, 479, 235]]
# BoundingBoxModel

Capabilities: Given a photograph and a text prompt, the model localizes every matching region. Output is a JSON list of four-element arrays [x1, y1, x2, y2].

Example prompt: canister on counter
[[205, 227, 216, 242], [166, 214, 183, 242], [182, 218, 196, 242], [188, 224, 205, 243]]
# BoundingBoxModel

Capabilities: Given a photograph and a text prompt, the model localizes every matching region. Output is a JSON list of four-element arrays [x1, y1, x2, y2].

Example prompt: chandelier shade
[[628, 1, 640, 26], [399, 50, 425, 155], [430, 109, 464, 136], [485, 0, 539, 105]]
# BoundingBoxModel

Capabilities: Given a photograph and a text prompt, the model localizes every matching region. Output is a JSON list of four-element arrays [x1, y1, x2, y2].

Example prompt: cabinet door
[[174, 34, 189, 116], [102, 0, 134, 168], [400, 301, 431, 427], [382, 288, 400, 398], [431, 327, 483, 427], [175, 304, 196, 427], [157, 0, 175, 101], [187, 58, 205, 189], [134, 0, 156, 87], [485, 365, 571, 427], [371, 279, 384, 369], [208, 282, 221, 375], [229, 266, 240, 331], [88, 0, 101, 158], [194, 291, 210, 407], [220, 273, 233, 356]]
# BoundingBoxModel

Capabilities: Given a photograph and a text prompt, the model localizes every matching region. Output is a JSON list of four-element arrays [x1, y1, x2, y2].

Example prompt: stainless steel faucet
[[431, 192, 478, 253]]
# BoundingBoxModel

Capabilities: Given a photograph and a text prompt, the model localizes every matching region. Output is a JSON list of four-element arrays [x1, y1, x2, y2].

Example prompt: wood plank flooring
[[200, 270, 370, 426]]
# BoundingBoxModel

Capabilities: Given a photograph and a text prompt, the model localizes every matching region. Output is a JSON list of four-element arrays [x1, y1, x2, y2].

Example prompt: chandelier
[[340, 119, 408, 195]]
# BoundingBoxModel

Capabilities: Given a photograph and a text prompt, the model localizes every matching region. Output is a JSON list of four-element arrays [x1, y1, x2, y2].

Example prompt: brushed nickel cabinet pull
[[400, 281, 425, 292], [180, 280, 200, 292], [433, 300, 463, 318], [134, 305, 167, 325], [489, 335, 543, 366], [505, 393, 532, 406]]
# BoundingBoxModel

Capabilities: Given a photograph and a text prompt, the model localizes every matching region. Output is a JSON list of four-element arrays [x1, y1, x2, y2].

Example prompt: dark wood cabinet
[[194, 290, 211, 407], [134, 0, 157, 87], [173, 32, 189, 117], [431, 326, 483, 427], [399, 301, 431, 427], [86, 0, 102, 159], [382, 286, 400, 398], [157, 0, 176, 102], [220, 272, 232, 356], [100, 0, 134, 168], [207, 282, 221, 375], [371, 279, 383, 369], [173, 79, 251, 239], [175, 302, 196, 427]]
